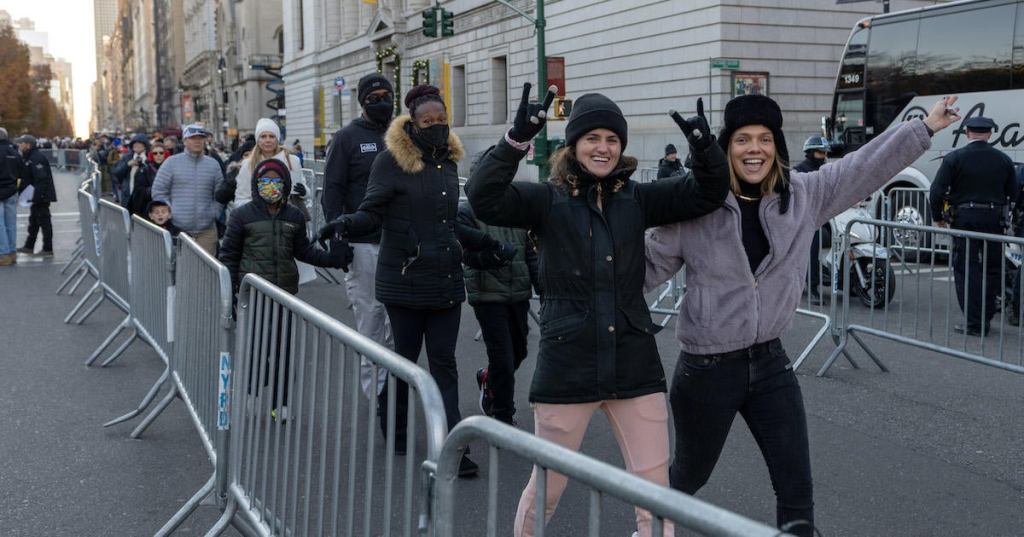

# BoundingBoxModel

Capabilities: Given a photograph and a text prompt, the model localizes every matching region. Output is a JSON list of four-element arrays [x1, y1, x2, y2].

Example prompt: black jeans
[[472, 300, 530, 422], [24, 202, 52, 251], [669, 339, 814, 536], [383, 305, 463, 434], [952, 209, 1003, 331]]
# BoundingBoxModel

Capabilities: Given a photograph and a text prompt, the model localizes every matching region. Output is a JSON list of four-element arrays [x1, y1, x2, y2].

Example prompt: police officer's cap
[[964, 117, 997, 132], [14, 134, 36, 145]]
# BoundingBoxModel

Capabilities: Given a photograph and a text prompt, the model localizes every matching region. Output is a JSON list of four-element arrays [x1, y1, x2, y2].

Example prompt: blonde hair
[[248, 143, 293, 171], [727, 150, 788, 197]]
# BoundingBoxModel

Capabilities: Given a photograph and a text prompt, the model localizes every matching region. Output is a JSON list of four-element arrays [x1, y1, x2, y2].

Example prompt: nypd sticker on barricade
[[218, 352, 231, 430]]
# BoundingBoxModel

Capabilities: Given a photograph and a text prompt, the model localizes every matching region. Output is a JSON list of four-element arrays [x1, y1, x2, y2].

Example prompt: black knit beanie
[[565, 93, 628, 150], [717, 94, 791, 213], [665, 143, 677, 156], [357, 73, 394, 104]]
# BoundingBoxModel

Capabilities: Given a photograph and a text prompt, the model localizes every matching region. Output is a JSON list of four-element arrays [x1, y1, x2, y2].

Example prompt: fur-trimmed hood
[[385, 115, 465, 174]]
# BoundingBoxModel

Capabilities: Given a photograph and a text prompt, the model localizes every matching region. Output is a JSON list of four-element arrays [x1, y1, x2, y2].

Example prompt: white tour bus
[[827, 0, 1024, 225]]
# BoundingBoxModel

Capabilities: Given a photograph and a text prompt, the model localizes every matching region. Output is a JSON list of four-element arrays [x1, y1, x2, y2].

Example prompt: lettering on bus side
[[902, 102, 1024, 150]]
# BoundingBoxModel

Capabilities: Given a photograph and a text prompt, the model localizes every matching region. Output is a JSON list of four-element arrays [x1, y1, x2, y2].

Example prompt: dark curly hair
[[405, 85, 445, 118]]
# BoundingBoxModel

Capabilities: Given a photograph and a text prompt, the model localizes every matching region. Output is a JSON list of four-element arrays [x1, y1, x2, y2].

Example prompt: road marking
[[17, 212, 78, 218]]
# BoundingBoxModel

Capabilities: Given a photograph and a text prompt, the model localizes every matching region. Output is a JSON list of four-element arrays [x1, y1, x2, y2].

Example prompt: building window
[[491, 56, 508, 125], [452, 65, 466, 127], [297, 0, 305, 51]]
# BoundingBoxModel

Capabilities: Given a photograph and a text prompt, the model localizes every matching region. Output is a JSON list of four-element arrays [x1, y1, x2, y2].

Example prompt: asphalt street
[[1, 169, 1021, 536]]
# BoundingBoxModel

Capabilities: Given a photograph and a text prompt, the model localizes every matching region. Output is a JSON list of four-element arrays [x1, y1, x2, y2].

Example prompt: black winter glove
[[488, 242, 517, 266], [292, 183, 307, 197], [330, 240, 354, 273], [669, 98, 712, 153], [318, 216, 349, 243], [507, 83, 559, 143]]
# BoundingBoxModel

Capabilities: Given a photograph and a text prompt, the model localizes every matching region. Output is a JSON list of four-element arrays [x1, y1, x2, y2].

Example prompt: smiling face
[[574, 128, 621, 178], [728, 125, 777, 185]]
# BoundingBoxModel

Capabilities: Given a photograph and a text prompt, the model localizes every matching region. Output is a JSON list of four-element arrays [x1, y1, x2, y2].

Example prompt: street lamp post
[[496, 0, 550, 180]]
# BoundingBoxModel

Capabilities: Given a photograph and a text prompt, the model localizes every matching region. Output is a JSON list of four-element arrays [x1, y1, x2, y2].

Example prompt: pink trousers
[[513, 392, 674, 537]]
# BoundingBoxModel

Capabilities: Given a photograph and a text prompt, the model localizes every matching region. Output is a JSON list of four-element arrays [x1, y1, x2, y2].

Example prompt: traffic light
[[421, 7, 438, 38], [440, 9, 455, 37]]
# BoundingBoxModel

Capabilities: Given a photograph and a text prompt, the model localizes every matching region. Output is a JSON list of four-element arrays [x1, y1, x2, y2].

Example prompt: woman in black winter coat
[[466, 85, 729, 537], [318, 85, 486, 477]]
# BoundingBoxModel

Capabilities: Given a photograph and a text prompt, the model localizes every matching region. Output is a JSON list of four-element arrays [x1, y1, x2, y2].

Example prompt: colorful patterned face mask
[[257, 176, 285, 204]]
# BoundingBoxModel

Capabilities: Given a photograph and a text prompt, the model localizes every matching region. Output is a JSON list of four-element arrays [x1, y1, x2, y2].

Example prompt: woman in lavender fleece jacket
[[644, 94, 961, 535]]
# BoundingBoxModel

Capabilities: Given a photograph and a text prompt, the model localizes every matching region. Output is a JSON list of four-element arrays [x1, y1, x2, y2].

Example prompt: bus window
[[838, 28, 868, 91], [865, 18, 920, 131], [916, 4, 1014, 95]]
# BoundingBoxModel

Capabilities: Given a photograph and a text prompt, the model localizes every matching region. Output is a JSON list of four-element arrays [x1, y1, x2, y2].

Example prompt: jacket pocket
[[622, 308, 661, 335], [684, 287, 712, 328], [540, 309, 589, 342], [401, 228, 421, 275]]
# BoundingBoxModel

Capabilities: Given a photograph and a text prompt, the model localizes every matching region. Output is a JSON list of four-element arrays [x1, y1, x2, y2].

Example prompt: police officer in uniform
[[15, 135, 57, 257], [322, 73, 396, 402], [930, 117, 1017, 335]]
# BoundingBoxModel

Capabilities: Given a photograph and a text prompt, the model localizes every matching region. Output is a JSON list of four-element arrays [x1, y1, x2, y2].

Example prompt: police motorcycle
[[818, 201, 897, 308], [811, 133, 896, 308]]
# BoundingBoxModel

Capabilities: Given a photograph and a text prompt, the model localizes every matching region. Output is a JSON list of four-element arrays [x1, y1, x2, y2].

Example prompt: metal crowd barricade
[[204, 274, 449, 537], [79, 200, 136, 367], [58, 185, 101, 296], [820, 217, 1024, 377], [64, 149, 83, 169], [435, 417, 786, 537], [64, 198, 127, 327], [145, 234, 236, 537], [880, 187, 949, 266], [102, 216, 176, 428], [300, 168, 340, 285]]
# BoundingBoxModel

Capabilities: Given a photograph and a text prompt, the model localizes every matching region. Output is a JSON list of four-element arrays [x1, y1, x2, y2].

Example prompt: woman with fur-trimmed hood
[[318, 85, 484, 477]]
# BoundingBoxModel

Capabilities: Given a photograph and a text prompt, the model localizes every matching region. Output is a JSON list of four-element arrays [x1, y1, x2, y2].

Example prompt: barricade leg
[[72, 288, 108, 325], [56, 260, 86, 294], [848, 331, 890, 372], [201, 497, 237, 537], [792, 309, 831, 372], [125, 379, 177, 436], [153, 473, 215, 537], [60, 243, 83, 276], [103, 365, 170, 428], [818, 331, 860, 377], [67, 267, 92, 296], [315, 266, 341, 284], [84, 316, 132, 366], [64, 282, 101, 324], [99, 321, 139, 367]]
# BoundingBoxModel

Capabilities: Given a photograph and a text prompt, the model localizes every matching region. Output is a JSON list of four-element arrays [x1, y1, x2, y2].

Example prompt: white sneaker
[[631, 532, 639, 537]]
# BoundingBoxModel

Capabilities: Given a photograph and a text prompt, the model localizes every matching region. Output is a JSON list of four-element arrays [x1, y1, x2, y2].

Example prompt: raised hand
[[923, 96, 961, 133], [669, 98, 712, 152], [508, 83, 559, 143]]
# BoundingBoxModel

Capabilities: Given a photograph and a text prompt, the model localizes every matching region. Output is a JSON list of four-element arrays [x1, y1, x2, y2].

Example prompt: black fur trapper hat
[[717, 94, 791, 214]]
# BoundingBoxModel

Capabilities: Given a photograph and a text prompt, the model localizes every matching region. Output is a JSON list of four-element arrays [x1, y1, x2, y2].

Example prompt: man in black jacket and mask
[[323, 73, 396, 400]]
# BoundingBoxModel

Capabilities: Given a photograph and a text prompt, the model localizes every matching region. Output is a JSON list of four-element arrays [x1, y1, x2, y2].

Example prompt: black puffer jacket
[[218, 167, 337, 294], [467, 139, 729, 404], [657, 157, 684, 179], [340, 115, 479, 309]]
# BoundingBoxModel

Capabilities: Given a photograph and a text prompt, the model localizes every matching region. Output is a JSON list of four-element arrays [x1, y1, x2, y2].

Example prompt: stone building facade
[[280, 0, 941, 172]]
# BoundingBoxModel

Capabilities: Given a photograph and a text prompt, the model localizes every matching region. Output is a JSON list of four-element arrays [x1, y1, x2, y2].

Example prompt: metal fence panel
[[128, 216, 174, 361], [63, 189, 106, 324], [204, 274, 449, 537], [96, 199, 132, 310], [435, 417, 786, 537], [821, 217, 1024, 376]]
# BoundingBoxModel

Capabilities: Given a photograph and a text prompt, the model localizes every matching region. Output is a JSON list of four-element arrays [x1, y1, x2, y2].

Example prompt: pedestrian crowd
[[1, 76, 978, 537]]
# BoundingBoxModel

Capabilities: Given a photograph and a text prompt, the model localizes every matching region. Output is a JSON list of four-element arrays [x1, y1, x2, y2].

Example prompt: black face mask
[[409, 124, 449, 152], [364, 99, 394, 125]]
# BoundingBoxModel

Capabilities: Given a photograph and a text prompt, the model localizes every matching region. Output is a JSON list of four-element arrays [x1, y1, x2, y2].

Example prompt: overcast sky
[[0, 0, 96, 137]]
